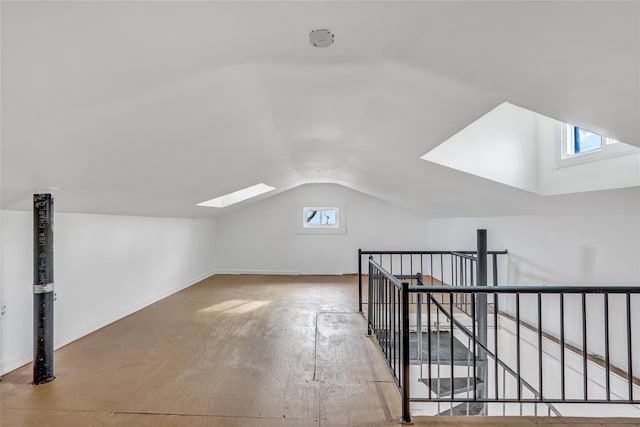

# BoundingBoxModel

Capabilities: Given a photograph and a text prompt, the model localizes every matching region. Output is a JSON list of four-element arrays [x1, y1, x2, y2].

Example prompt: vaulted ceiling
[[2, 1, 639, 218]]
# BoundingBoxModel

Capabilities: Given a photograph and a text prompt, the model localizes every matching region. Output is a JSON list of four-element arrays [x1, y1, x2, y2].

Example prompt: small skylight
[[197, 183, 275, 208], [568, 126, 602, 156]]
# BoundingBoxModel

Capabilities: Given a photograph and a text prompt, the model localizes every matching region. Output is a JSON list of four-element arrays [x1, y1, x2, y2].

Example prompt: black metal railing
[[358, 248, 508, 313], [367, 258, 412, 423], [362, 230, 640, 421], [409, 285, 640, 404]]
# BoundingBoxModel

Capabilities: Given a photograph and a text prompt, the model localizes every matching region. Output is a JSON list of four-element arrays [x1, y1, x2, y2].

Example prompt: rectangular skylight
[[197, 183, 275, 208]]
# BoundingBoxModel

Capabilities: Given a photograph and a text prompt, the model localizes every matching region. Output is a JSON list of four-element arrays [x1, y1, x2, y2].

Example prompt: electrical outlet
[[0, 305, 7, 318], [54, 292, 58, 302]]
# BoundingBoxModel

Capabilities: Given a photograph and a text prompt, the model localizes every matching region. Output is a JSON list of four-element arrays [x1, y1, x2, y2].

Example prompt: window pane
[[574, 127, 602, 154], [321, 209, 336, 225], [306, 210, 320, 225]]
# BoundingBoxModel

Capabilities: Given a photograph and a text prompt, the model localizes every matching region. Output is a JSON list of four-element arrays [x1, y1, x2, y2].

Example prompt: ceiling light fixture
[[196, 183, 275, 208], [309, 29, 334, 48]]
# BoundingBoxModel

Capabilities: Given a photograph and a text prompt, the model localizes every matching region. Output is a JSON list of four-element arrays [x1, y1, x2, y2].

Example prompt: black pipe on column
[[33, 193, 55, 385]]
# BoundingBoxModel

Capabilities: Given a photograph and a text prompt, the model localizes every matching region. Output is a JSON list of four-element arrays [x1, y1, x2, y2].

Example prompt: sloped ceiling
[[1, 1, 639, 218]]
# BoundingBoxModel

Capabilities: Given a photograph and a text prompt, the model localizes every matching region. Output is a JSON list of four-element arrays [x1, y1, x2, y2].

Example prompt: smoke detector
[[309, 29, 334, 48]]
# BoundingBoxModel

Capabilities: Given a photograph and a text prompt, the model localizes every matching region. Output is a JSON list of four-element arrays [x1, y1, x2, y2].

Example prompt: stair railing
[[367, 257, 412, 423], [364, 230, 640, 421]]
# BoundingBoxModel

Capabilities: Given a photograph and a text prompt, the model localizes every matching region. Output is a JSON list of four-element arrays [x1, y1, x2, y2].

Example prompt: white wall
[[421, 102, 540, 194], [0, 210, 216, 375], [536, 117, 640, 195], [426, 213, 640, 378], [215, 183, 431, 275], [426, 214, 640, 285]]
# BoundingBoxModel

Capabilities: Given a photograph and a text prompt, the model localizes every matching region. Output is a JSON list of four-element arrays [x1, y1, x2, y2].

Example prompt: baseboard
[[215, 269, 300, 275], [0, 270, 216, 376]]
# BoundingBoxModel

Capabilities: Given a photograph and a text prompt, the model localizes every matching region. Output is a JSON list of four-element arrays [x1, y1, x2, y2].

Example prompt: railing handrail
[[358, 248, 508, 313], [368, 257, 405, 289], [361, 249, 508, 255], [451, 251, 478, 261], [409, 284, 640, 294]]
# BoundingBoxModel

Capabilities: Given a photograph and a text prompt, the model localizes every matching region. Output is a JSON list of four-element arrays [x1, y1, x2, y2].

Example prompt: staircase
[[411, 322, 488, 416]]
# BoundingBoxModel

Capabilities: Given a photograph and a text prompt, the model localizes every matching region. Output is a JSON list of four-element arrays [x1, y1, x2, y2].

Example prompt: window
[[303, 207, 338, 228], [560, 124, 638, 165], [563, 125, 602, 158], [573, 127, 602, 155], [297, 204, 346, 235]]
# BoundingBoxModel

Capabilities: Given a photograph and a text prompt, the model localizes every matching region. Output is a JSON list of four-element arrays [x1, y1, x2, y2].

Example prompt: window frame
[[559, 123, 639, 167], [302, 207, 339, 229], [296, 203, 347, 235]]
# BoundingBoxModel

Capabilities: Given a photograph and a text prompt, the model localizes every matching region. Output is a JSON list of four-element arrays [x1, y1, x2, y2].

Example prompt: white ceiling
[[2, 1, 639, 218]]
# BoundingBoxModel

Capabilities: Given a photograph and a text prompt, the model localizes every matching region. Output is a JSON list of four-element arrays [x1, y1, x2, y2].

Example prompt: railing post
[[401, 281, 412, 424], [33, 193, 55, 385], [476, 229, 488, 409], [492, 253, 498, 286], [358, 249, 363, 313], [367, 257, 374, 336]]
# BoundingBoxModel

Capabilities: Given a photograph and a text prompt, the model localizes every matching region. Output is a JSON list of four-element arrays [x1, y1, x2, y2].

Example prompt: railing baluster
[[387, 278, 391, 363], [516, 293, 521, 401], [397, 287, 401, 380], [372, 270, 376, 336], [560, 293, 566, 401], [430, 254, 433, 286], [493, 253, 498, 286], [437, 295, 442, 401], [604, 293, 610, 401], [417, 290, 422, 364], [627, 292, 633, 402], [472, 292, 477, 400], [450, 291, 455, 402], [582, 293, 588, 401], [427, 292, 432, 399], [450, 253, 454, 288], [410, 253, 413, 278], [538, 292, 543, 401], [502, 368, 506, 414], [494, 291, 499, 401], [401, 281, 411, 423], [367, 258, 373, 335], [376, 272, 380, 337], [391, 279, 395, 372], [358, 249, 362, 313], [467, 335, 471, 412]]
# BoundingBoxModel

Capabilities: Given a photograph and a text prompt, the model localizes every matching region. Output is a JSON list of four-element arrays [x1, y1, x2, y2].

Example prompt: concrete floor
[[1, 275, 639, 426]]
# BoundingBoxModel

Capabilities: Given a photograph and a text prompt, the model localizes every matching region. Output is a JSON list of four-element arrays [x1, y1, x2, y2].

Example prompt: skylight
[[197, 183, 275, 208], [564, 126, 602, 157], [420, 102, 640, 196]]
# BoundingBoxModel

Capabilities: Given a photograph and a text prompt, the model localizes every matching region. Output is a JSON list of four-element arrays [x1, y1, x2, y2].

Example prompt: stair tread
[[420, 377, 483, 397], [409, 331, 474, 364]]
